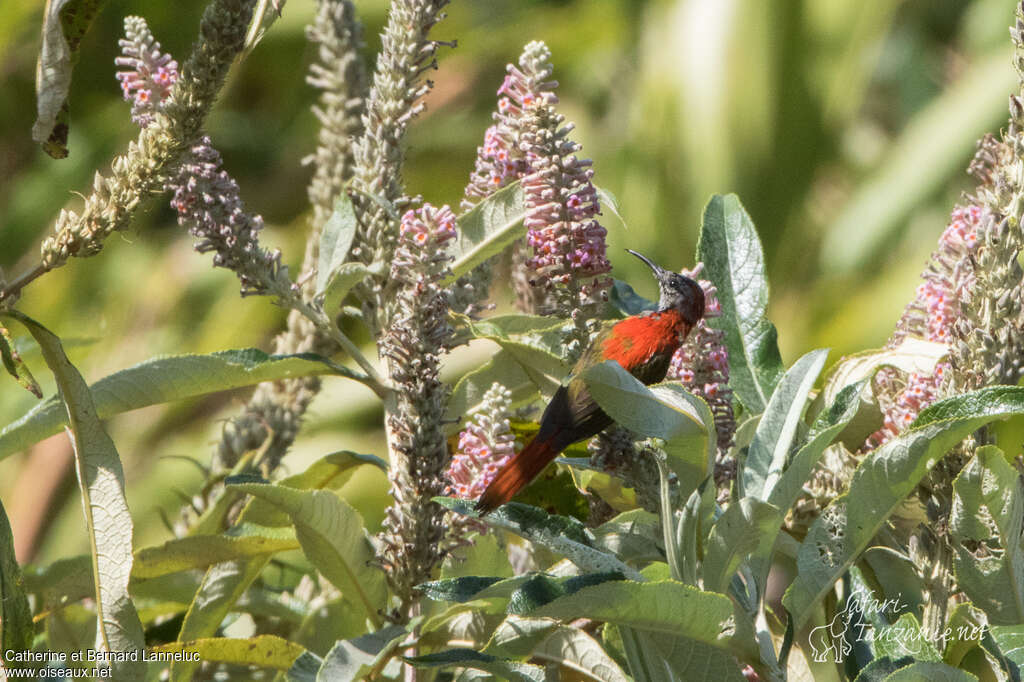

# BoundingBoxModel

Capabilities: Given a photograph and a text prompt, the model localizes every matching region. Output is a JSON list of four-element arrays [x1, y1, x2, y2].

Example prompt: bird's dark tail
[[474, 435, 560, 514]]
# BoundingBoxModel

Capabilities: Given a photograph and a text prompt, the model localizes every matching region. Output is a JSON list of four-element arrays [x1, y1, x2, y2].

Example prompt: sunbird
[[475, 249, 706, 513]]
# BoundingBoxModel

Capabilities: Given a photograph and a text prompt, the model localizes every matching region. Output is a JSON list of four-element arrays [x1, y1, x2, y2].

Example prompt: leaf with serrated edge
[[950, 445, 1024, 625], [697, 194, 783, 413], [742, 349, 828, 501], [446, 182, 526, 283], [0, 349, 348, 460], [317, 193, 359, 294], [783, 386, 1024, 629], [3, 312, 144, 679]]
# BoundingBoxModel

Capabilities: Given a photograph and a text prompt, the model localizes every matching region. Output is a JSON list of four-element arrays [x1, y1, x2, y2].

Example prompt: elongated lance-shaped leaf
[[697, 194, 783, 414], [447, 348, 551, 431], [316, 624, 409, 681], [530, 625, 630, 682], [171, 452, 382, 682], [0, 498, 33, 666], [583, 360, 715, 502], [444, 181, 526, 284], [230, 483, 386, 625], [529, 579, 761, 664], [2, 311, 144, 679], [0, 348, 356, 460], [702, 497, 780, 596], [951, 445, 1024, 625], [436, 497, 643, 581], [317, 193, 359, 295], [615, 627, 748, 682], [742, 348, 829, 501], [150, 635, 306, 671], [406, 649, 547, 681], [783, 385, 1024, 629], [132, 524, 299, 579]]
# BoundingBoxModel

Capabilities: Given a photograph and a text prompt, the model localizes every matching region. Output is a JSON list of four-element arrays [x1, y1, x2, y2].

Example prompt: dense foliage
[[3, 1, 1024, 680]]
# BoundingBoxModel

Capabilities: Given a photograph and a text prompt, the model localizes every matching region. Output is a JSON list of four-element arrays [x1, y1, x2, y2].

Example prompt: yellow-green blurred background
[[0, 0, 1017, 566]]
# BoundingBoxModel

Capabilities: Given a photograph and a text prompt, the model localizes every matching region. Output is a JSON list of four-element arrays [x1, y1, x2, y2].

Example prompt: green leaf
[[320, 262, 372, 319], [877, 661, 979, 681], [873, 613, 941, 662], [528, 579, 758, 662], [530, 625, 631, 682], [943, 603, 990, 669], [813, 338, 948, 449], [316, 189, 359, 295], [34, 0, 106, 157], [697, 193, 783, 413], [482, 615, 560, 658], [507, 572, 628, 615], [437, 497, 643, 580], [151, 635, 305, 670], [172, 560, 267, 681], [767, 379, 866, 513], [618, 629, 747, 682], [702, 497, 780, 595], [460, 313, 572, 383], [950, 445, 1024, 625], [596, 185, 627, 231], [591, 509, 663, 563], [172, 452, 380, 681], [0, 348, 352, 460], [609, 279, 656, 316], [316, 624, 409, 681], [0, 321, 42, 397], [446, 181, 527, 283], [583, 360, 714, 501], [132, 524, 299, 579], [988, 624, 1024, 667], [2, 312, 144, 679], [783, 386, 1024, 630], [447, 350, 548, 430], [405, 648, 547, 681], [0, 499, 33, 666], [420, 576, 507, 603], [230, 483, 386, 626], [742, 348, 829, 501]]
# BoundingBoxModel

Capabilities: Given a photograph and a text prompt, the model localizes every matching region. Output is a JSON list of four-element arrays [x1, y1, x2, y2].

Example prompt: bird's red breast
[[598, 309, 688, 371]]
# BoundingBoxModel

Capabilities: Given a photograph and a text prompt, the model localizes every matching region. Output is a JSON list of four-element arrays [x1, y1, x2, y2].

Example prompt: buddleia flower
[[377, 203, 457, 617], [866, 204, 985, 448], [446, 383, 517, 499], [115, 16, 179, 127]]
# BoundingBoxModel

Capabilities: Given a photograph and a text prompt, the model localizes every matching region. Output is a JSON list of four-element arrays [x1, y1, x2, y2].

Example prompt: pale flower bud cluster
[[668, 264, 734, 455], [115, 16, 179, 128], [446, 383, 517, 499]]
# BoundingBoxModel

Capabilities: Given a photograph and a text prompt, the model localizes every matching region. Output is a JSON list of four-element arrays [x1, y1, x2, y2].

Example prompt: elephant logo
[[808, 610, 853, 663]]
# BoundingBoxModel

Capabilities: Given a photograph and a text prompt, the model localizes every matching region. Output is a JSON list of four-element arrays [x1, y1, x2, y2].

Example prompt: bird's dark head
[[627, 250, 705, 326]]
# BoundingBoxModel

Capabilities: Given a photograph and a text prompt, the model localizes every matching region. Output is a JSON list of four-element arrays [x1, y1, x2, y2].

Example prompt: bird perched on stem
[[475, 250, 706, 513]]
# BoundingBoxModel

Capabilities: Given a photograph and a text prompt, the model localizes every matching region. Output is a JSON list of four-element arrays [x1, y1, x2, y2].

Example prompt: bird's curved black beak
[[626, 249, 669, 279]]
